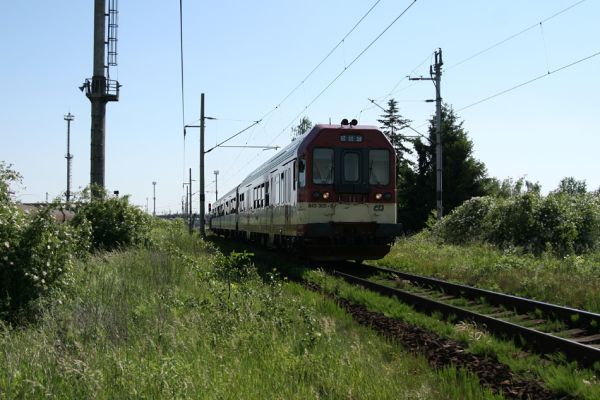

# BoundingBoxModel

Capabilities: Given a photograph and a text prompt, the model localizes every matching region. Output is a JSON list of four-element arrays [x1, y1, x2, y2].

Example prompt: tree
[[553, 177, 587, 196], [0, 162, 21, 204], [377, 99, 412, 169], [291, 116, 313, 141], [397, 104, 489, 232], [484, 177, 541, 199]]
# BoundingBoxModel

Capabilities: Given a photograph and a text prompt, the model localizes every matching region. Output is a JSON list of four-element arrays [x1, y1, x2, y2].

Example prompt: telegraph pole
[[183, 93, 272, 237], [189, 168, 193, 233], [152, 181, 156, 216], [214, 170, 219, 201], [200, 93, 206, 238], [409, 48, 444, 219], [64, 113, 75, 203]]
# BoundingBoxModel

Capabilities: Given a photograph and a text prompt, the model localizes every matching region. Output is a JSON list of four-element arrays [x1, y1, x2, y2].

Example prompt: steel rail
[[357, 263, 600, 332], [331, 264, 600, 369]]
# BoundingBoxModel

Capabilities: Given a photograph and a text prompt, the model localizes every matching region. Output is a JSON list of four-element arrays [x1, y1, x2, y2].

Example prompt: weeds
[[0, 222, 504, 399], [380, 233, 600, 312]]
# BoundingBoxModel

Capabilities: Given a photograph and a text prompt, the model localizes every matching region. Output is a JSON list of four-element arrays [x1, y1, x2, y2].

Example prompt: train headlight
[[312, 191, 321, 199], [384, 192, 392, 200], [375, 193, 383, 200], [322, 192, 330, 200]]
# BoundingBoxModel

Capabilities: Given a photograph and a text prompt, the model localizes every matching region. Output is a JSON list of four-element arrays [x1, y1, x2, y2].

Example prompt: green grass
[[301, 268, 600, 400], [377, 233, 600, 312], [0, 223, 502, 399]]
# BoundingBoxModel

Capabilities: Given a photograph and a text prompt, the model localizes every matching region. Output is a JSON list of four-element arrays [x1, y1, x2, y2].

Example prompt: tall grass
[[379, 233, 600, 312], [0, 223, 500, 399], [303, 268, 600, 400]]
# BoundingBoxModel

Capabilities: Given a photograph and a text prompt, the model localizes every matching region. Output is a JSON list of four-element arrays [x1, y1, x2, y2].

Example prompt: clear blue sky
[[1, 0, 598, 213]]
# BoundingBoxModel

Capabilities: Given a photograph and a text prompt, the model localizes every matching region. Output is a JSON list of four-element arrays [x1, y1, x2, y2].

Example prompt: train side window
[[287, 169, 291, 201], [265, 181, 270, 207], [313, 148, 334, 184], [298, 157, 306, 187], [293, 161, 297, 190]]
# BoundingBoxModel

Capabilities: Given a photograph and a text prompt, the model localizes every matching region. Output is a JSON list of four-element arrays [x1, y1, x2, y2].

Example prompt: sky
[[1, 0, 599, 213]]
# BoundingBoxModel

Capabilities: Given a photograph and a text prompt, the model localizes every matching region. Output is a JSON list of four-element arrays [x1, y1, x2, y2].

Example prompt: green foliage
[[433, 188, 600, 256], [553, 176, 587, 196], [291, 116, 313, 141], [397, 104, 489, 231], [483, 176, 541, 198], [308, 266, 600, 399], [0, 204, 90, 322], [0, 163, 90, 321], [72, 185, 152, 251], [0, 162, 21, 204], [377, 98, 413, 168], [0, 222, 502, 399], [431, 197, 495, 244]]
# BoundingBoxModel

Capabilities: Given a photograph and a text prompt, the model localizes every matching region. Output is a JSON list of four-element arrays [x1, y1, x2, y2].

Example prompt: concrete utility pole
[[64, 113, 75, 203], [183, 183, 189, 216], [214, 170, 219, 201], [152, 181, 157, 216], [184, 93, 273, 237], [200, 93, 206, 238], [82, 0, 119, 190], [433, 49, 443, 220], [189, 168, 193, 234], [410, 48, 444, 220]]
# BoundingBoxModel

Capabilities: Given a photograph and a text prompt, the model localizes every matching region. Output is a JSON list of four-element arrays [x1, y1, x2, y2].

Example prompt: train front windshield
[[310, 147, 391, 187], [368, 150, 390, 185], [313, 148, 334, 184]]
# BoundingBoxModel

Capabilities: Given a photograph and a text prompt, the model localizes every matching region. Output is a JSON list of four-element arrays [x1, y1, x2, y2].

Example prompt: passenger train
[[208, 119, 402, 261]]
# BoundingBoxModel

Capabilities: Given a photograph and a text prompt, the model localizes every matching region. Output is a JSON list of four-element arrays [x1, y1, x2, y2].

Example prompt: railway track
[[328, 261, 600, 369]]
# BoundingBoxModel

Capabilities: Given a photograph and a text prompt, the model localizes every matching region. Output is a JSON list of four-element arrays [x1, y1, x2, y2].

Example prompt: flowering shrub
[[72, 186, 152, 251], [0, 163, 90, 321], [434, 190, 600, 256]]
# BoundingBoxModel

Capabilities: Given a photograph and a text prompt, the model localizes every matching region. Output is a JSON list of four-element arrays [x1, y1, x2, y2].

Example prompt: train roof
[[216, 123, 382, 201]]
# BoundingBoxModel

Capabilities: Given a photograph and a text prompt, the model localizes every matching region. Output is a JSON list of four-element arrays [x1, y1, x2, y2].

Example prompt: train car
[[209, 119, 402, 261]]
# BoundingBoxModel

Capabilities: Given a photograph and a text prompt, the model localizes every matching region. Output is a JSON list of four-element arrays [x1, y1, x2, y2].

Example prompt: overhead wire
[[267, 0, 419, 146], [207, 0, 410, 192], [446, 0, 587, 71], [356, 51, 432, 122], [179, 0, 187, 195], [368, 0, 588, 136], [254, 0, 384, 125], [458, 50, 600, 112]]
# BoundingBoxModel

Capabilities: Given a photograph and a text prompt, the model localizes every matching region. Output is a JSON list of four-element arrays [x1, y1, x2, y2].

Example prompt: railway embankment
[[1, 221, 504, 399]]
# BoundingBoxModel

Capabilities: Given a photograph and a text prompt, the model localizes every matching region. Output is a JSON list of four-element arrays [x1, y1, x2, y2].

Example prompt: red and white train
[[208, 120, 402, 261]]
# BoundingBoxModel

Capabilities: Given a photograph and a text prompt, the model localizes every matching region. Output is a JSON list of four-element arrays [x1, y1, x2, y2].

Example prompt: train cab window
[[369, 149, 390, 185], [343, 152, 360, 183], [313, 148, 334, 184], [298, 158, 306, 187]]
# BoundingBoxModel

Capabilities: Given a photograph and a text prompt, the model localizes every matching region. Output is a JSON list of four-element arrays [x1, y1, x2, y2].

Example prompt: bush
[[433, 191, 600, 256], [0, 163, 90, 320], [432, 197, 494, 244], [72, 186, 152, 251], [488, 192, 541, 252]]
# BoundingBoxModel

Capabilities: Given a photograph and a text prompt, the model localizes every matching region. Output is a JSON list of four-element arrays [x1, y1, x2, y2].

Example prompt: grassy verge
[[0, 223, 501, 399], [377, 233, 600, 312], [302, 268, 600, 400]]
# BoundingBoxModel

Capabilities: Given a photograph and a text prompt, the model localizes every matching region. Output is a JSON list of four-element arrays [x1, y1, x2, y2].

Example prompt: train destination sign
[[340, 134, 363, 143]]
